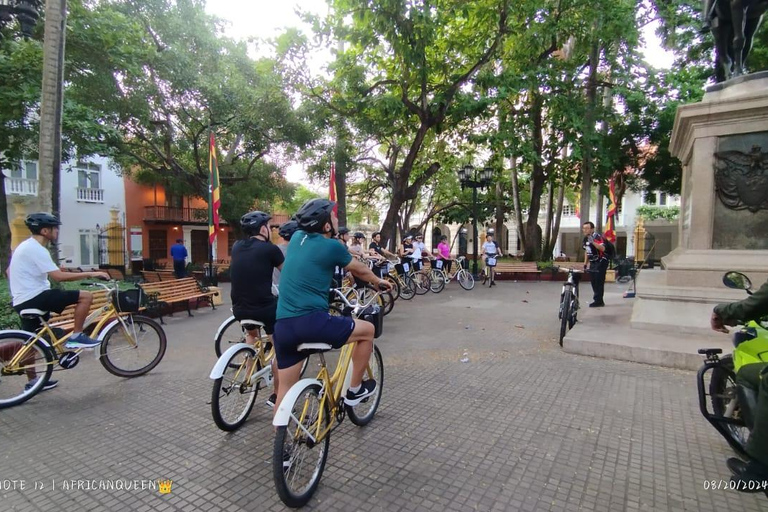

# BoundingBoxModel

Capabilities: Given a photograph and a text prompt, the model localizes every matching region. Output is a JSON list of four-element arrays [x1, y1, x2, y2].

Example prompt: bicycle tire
[[568, 297, 579, 329], [710, 355, 750, 456], [429, 270, 446, 293], [273, 384, 330, 508], [384, 275, 401, 301], [412, 272, 430, 295], [559, 290, 571, 347], [399, 276, 416, 300], [99, 315, 167, 377], [346, 345, 383, 426], [211, 346, 259, 431], [458, 270, 475, 290], [214, 315, 249, 358], [380, 291, 394, 316], [0, 333, 54, 409]]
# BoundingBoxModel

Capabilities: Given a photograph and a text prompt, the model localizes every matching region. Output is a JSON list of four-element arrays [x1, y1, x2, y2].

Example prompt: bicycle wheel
[[384, 275, 400, 301], [211, 346, 259, 431], [99, 315, 167, 377], [429, 270, 446, 293], [273, 384, 330, 508], [568, 297, 579, 329], [379, 291, 394, 316], [214, 315, 249, 358], [346, 345, 383, 426], [399, 276, 416, 300], [710, 355, 750, 456], [0, 333, 54, 409], [412, 272, 429, 295], [458, 270, 475, 290], [559, 290, 572, 347]]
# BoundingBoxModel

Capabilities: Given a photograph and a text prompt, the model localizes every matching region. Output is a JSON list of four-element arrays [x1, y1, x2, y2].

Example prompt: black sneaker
[[266, 393, 277, 408], [588, 302, 605, 308], [729, 459, 768, 493], [727, 457, 749, 475], [344, 379, 377, 406], [25, 378, 58, 392]]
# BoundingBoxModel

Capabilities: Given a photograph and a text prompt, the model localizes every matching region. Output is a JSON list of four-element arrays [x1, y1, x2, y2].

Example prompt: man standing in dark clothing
[[582, 221, 607, 307], [230, 211, 285, 407], [170, 239, 188, 278], [712, 278, 768, 490]]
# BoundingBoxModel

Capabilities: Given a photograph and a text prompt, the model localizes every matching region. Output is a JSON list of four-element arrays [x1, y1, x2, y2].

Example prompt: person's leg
[[274, 360, 305, 415], [743, 364, 768, 466], [71, 291, 94, 334], [346, 319, 375, 389]]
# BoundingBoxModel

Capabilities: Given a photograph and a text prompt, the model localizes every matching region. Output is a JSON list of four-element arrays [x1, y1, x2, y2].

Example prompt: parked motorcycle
[[697, 271, 768, 458]]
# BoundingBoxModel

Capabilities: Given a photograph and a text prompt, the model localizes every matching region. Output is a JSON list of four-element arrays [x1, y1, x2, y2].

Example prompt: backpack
[[602, 238, 616, 261]]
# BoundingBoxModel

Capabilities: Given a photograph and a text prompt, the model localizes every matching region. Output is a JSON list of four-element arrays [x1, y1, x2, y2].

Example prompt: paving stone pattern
[[0, 282, 764, 511]]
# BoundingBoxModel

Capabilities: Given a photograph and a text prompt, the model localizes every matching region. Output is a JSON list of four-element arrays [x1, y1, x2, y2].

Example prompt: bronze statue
[[702, 0, 768, 82]]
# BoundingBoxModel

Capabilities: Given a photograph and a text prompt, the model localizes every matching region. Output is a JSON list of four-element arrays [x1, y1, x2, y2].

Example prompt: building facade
[[4, 156, 126, 269]]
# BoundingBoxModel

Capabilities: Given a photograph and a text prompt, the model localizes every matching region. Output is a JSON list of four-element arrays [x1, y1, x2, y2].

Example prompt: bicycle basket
[[360, 304, 383, 338], [435, 259, 444, 270], [395, 262, 410, 275], [112, 288, 146, 313], [487, 257, 497, 267]]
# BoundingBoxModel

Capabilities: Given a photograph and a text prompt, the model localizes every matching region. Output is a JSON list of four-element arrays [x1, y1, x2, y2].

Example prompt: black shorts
[[13, 289, 81, 332], [232, 299, 277, 335], [273, 311, 355, 369]]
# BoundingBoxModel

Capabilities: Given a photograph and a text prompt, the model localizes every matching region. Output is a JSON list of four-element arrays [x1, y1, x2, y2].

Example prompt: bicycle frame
[[7, 286, 135, 370], [276, 288, 382, 441]]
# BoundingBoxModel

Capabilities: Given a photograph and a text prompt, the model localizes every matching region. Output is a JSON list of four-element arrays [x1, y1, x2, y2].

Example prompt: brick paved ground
[[1, 281, 765, 511]]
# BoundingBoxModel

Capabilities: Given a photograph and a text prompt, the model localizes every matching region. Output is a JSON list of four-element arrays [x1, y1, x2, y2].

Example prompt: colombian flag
[[208, 132, 221, 244]]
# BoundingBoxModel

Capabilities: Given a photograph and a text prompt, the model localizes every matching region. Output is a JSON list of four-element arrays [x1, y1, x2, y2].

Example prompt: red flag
[[208, 133, 221, 244], [604, 178, 617, 243], [329, 162, 338, 215]]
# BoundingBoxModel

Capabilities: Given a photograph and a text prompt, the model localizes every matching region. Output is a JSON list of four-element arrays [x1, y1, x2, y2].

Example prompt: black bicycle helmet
[[25, 212, 61, 234], [353, 232, 365, 239], [295, 198, 335, 233], [240, 211, 271, 236], [338, 227, 350, 236], [278, 220, 299, 241]]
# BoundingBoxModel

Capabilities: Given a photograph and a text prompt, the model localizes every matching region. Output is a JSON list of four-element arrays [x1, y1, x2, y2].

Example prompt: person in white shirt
[[10, 214, 110, 362], [481, 233, 503, 286]]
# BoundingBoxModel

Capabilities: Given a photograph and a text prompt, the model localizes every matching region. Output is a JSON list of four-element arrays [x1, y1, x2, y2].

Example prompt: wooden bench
[[48, 290, 109, 332], [138, 277, 218, 323], [142, 271, 163, 283], [492, 261, 541, 280]]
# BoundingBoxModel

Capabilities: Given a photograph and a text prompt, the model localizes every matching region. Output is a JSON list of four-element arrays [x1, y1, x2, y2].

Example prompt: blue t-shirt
[[170, 243, 187, 261], [277, 231, 353, 319]]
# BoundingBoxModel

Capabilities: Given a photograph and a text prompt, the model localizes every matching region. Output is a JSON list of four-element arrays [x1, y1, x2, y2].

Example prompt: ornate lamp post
[[0, 0, 41, 38], [457, 164, 493, 276]]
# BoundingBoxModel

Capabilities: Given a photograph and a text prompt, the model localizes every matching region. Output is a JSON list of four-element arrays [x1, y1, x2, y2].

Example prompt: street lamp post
[[457, 164, 493, 277], [0, 0, 41, 38]]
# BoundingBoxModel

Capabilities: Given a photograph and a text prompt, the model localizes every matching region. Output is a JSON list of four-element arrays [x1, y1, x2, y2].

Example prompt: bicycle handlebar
[[330, 287, 383, 314]]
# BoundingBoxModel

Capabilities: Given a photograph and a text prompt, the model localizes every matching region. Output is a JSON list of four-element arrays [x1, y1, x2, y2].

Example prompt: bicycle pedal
[[58, 351, 80, 369]]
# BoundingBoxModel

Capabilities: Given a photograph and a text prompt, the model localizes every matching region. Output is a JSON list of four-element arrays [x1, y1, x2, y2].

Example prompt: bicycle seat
[[239, 319, 265, 330], [297, 343, 333, 353], [20, 308, 48, 319], [698, 348, 723, 356]]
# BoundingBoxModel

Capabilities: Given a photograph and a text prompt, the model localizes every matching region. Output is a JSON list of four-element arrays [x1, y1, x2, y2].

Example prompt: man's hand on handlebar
[[375, 279, 393, 292], [90, 272, 110, 281], [710, 311, 729, 333]]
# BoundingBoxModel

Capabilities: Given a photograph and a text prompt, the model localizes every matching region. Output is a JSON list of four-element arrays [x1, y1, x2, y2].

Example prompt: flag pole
[[208, 126, 214, 286]]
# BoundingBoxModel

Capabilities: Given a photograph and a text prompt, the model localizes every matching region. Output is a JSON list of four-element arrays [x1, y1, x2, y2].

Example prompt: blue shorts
[[273, 311, 355, 369]]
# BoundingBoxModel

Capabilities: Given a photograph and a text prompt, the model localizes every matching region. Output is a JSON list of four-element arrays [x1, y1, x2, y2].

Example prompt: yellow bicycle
[[272, 288, 384, 507], [0, 281, 166, 409]]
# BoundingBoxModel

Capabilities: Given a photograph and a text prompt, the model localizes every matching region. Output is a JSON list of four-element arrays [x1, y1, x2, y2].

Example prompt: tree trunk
[[550, 182, 565, 255], [523, 92, 547, 262], [595, 184, 604, 232], [334, 119, 348, 228], [495, 181, 504, 251], [510, 157, 525, 250], [579, 36, 600, 229], [542, 180, 554, 258], [38, 0, 68, 221], [0, 176, 11, 274]]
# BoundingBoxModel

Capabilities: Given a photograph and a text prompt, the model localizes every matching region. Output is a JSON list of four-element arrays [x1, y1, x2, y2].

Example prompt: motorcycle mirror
[[723, 271, 752, 291]]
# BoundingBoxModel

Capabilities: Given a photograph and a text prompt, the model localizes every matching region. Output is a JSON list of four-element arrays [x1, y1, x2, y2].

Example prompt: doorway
[[191, 230, 209, 264]]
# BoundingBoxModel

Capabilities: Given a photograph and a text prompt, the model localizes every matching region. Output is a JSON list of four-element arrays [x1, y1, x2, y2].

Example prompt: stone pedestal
[[631, 75, 768, 334]]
